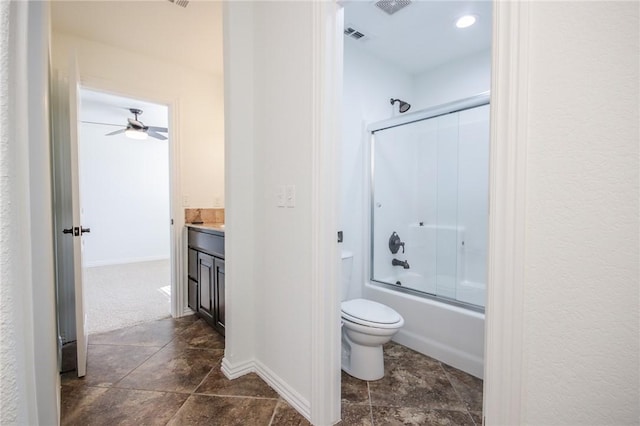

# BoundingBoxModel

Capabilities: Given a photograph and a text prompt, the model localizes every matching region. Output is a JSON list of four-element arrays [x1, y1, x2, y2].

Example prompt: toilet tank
[[341, 250, 354, 301]]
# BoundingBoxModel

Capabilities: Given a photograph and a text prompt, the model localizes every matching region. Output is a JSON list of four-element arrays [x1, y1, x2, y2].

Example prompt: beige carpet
[[84, 260, 171, 334]]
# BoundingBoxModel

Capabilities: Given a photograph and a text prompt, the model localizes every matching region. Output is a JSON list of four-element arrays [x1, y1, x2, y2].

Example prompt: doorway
[[78, 88, 172, 335], [340, 0, 491, 373]]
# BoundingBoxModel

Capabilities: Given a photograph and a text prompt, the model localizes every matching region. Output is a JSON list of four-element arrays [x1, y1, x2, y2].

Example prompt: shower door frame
[[367, 92, 490, 312]]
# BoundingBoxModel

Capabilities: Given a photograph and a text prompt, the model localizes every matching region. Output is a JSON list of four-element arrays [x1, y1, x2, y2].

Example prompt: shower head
[[390, 98, 411, 113]]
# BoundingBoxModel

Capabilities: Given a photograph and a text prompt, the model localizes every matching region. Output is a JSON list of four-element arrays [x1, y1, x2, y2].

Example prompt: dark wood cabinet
[[187, 248, 198, 311], [213, 257, 225, 333], [198, 252, 214, 322], [187, 228, 225, 336]]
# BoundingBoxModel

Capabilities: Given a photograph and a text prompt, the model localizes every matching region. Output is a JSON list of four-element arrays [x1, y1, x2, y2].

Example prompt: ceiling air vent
[[167, 0, 189, 8], [375, 0, 411, 16], [344, 27, 367, 41]]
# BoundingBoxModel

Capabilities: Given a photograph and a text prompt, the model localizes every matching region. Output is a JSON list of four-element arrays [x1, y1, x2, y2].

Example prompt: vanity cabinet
[[187, 228, 225, 336]]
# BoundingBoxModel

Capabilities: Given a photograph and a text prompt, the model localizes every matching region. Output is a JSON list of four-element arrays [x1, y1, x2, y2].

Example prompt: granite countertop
[[186, 222, 225, 233]]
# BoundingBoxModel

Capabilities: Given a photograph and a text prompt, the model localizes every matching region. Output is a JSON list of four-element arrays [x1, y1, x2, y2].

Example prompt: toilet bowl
[[341, 298, 404, 380], [340, 250, 404, 381]]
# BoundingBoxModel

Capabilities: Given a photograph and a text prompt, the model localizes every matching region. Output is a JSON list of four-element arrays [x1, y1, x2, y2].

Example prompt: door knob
[[62, 228, 73, 234], [81, 227, 91, 235]]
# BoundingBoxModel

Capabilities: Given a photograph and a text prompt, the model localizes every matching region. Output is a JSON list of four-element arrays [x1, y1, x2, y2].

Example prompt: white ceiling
[[343, 0, 492, 75], [51, 0, 223, 75], [79, 88, 169, 132], [52, 1, 216, 130], [51, 1, 489, 78], [57, 1, 490, 123]]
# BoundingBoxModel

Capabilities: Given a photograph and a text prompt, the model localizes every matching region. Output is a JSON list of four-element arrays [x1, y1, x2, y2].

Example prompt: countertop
[[186, 222, 225, 234]]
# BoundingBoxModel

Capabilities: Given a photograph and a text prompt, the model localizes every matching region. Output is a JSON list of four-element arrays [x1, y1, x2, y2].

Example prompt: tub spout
[[392, 259, 410, 269]]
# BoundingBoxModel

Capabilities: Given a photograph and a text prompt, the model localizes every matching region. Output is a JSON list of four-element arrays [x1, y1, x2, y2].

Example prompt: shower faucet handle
[[388, 232, 405, 254]]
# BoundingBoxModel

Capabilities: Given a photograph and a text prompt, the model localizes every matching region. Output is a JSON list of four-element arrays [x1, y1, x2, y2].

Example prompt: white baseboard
[[85, 256, 170, 268], [221, 357, 254, 380], [220, 357, 311, 422], [393, 328, 484, 379], [254, 360, 311, 421]]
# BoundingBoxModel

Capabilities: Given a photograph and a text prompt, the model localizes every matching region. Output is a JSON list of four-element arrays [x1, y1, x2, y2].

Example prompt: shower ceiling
[[342, 0, 492, 75]]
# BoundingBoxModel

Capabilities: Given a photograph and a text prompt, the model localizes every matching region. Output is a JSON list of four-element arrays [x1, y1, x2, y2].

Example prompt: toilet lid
[[341, 299, 402, 326]]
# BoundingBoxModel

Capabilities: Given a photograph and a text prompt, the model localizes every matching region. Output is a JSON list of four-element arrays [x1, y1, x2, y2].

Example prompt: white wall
[[223, 2, 342, 423], [221, 0, 256, 377], [223, 0, 320, 418], [51, 32, 224, 210], [1, 2, 59, 423], [251, 0, 314, 402], [79, 123, 170, 266], [413, 49, 491, 109], [520, 2, 639, 424], [342, 38, 414, 298]]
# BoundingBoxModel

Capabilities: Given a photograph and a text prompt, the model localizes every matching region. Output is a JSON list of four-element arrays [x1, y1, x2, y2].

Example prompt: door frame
[[482, 1, 530, 423], [73, 75, 184, 318], [314, 0, 531, 424]]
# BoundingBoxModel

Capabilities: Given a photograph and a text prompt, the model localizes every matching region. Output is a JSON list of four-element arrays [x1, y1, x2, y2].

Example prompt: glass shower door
[[372, 112, 460, 297], [371, 104, 489, 308]]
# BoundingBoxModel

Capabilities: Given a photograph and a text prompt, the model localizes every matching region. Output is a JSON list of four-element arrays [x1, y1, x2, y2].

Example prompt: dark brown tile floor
[[61, 316, 483, 425]]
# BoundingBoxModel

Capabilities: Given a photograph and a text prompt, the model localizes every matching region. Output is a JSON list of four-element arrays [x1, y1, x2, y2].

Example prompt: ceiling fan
[[103, 108, 168, 140]]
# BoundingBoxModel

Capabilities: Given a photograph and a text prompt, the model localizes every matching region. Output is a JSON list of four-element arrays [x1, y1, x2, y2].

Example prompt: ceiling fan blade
[[147, 130, 168, 140], [147, 126, 168, 133], [81, 120, 124, 128], [105, 128, 126, 136]]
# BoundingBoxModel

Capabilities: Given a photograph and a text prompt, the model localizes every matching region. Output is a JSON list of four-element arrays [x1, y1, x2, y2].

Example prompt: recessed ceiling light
[[456, 15, 477, 29]]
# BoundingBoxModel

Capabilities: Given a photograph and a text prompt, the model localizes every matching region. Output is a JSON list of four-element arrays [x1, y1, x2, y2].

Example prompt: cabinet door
[[214, 258, 225, 335], [188, 278, 198, 311], [188, 248, 198, 280], [198, 253, 214, 322]]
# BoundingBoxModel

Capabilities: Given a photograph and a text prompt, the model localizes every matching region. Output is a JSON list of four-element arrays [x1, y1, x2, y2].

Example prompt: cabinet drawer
[[188, 230, 224, 258]]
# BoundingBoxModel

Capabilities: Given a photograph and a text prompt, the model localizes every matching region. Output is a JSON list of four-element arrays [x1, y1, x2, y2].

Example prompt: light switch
[[182, 195, 190, 207], [276, 185, 286, 207], [285, 184, 296, 208]]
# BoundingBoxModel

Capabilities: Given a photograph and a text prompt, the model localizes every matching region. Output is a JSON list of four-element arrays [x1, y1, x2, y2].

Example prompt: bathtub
[[364, 281, 485, 378]]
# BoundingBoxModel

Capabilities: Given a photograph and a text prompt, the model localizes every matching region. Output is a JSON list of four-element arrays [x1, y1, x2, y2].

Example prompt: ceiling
[[56, 1, 490, 120], [51, 1, 490, 80], [53, 1, 215, 130], [51, 0, 223, 75], [342, 0, 492, 75], [79, 88, 169, 133]]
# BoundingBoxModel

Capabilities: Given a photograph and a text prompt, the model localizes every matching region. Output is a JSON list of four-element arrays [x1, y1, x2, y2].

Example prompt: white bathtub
[[364, 281, 485, 378]]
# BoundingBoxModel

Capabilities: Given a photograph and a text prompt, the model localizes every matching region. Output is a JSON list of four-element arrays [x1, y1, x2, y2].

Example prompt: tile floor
[[61, 316, 483, 425]]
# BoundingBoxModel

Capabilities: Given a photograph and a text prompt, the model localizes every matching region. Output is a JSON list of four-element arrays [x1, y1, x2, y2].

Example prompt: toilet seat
[[341, 299, 403, 329]]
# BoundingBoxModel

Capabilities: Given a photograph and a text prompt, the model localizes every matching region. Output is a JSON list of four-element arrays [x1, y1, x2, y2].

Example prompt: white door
[[52, 56, 89, 377]]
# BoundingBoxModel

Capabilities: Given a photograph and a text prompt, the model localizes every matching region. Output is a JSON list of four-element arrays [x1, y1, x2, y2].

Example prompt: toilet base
[[341, 332, 385, 381]]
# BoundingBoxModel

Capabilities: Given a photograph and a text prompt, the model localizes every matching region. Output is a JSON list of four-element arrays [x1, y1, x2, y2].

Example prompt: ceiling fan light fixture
[[125, 128, 148, 140], [456, 14, 477, 29]]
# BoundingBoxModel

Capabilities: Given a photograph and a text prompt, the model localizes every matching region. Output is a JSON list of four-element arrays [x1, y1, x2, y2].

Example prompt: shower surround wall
[[342, 39, 490, 378]]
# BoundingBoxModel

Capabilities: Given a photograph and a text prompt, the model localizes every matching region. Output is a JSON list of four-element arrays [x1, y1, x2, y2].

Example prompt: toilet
[[341, 250, 404, 381]]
